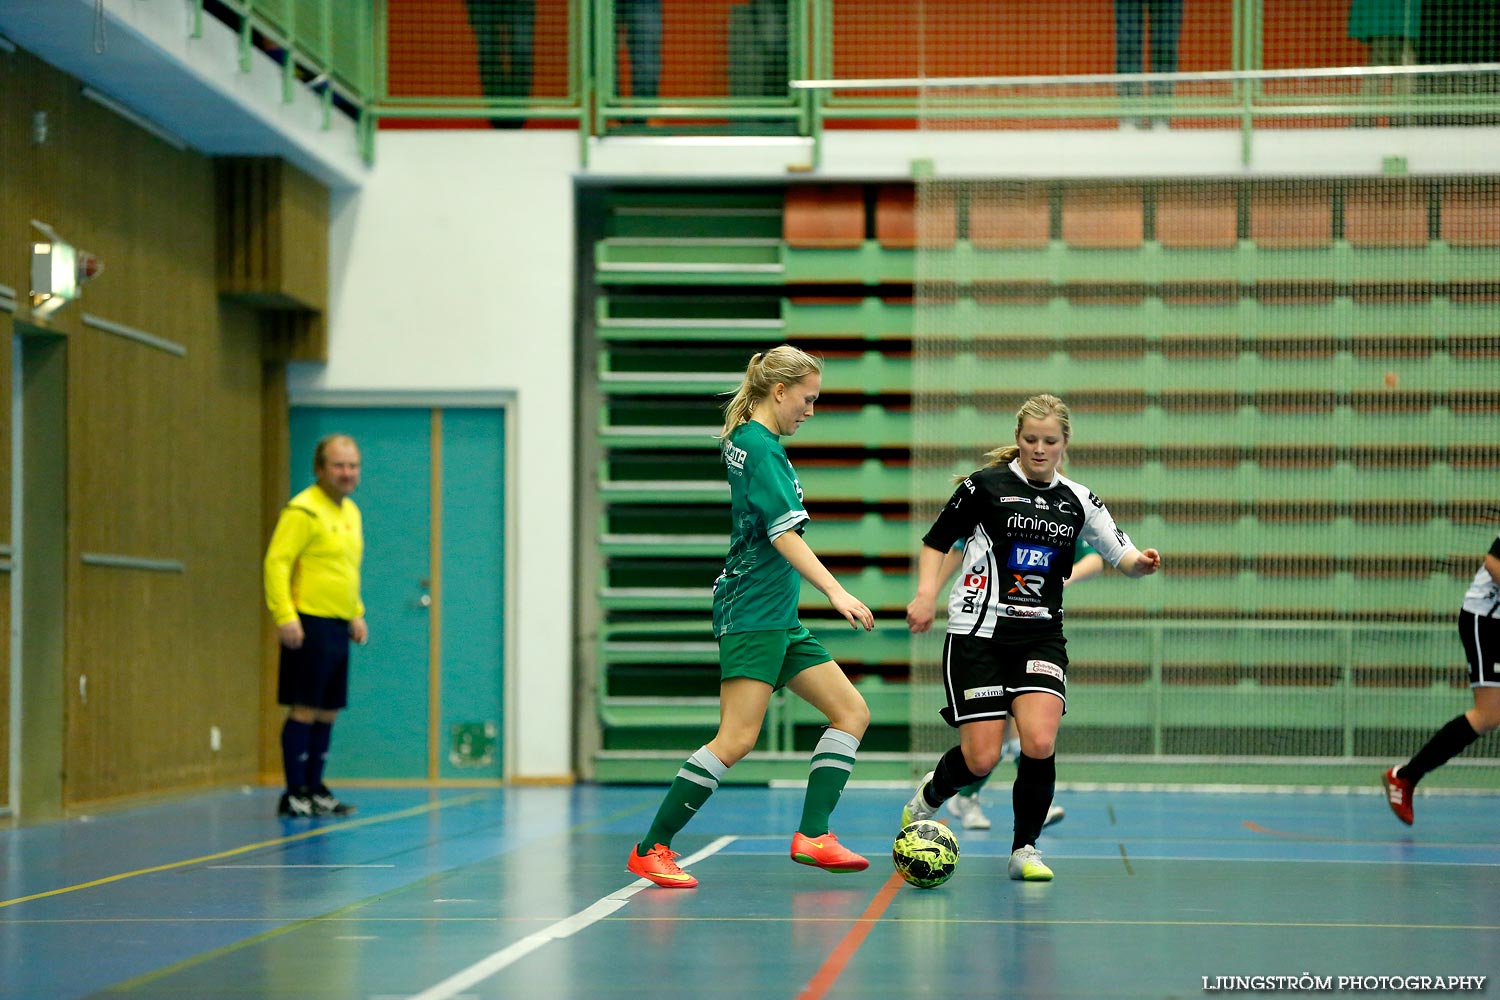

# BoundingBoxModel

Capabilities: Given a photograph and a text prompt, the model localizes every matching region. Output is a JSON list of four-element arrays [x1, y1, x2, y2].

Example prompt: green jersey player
[[627, 345, 876, 889]]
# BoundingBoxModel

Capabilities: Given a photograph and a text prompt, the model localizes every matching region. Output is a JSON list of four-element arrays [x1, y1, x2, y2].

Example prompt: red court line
[[1243, 820, 1345, 842], [797, 871, 907, 1000]]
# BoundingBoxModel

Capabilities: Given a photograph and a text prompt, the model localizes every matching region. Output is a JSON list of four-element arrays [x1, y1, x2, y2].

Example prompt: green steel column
[[374, 0, 389, 102], [810, 0, 831, 169], [360, 108, 375, 165], [593, 0, 616, 138], [1239, 0, 1265, 167], [238, 6, 253, 73], [791, 0, 811, 136]]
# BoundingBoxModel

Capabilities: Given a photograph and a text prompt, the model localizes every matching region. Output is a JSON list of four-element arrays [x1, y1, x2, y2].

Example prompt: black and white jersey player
[[924, 458, 1135, 639], [1382, 532, 1500, 826], [902, 393, 1159, 884]]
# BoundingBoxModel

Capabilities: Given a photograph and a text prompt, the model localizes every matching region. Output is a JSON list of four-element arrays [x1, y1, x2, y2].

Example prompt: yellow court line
[[0, 792, 492, 910]]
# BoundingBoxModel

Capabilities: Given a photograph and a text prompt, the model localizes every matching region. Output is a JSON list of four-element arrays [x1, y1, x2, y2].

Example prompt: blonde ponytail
[[717, 345, 824, 439]]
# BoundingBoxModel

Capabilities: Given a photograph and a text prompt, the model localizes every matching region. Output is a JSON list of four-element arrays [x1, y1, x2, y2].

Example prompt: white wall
[[586, 127, 1500, 179], [297, 130, 578, 780]]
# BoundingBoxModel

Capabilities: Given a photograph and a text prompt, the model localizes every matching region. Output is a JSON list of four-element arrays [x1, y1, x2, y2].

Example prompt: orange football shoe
[[627, 843, 698, 888], [790, 831, 869, 872]]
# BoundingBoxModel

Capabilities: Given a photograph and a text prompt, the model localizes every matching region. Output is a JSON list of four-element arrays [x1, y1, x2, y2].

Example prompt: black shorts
[[277, 614, 351, 710], [1459, 609, 1500, 688], [938, 630, 1068, 728]]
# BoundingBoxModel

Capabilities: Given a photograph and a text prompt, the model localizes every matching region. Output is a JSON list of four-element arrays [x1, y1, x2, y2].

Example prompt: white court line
[[402, 836, 738, 1000]]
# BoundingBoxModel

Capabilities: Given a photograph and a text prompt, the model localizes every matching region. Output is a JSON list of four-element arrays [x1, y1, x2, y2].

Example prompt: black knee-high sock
[[1401, 714, 1481, 786], [306, 722, 333, 792], [1012, 752, 1056, 852], [925, 746, 983, 808], [281, 719, 313, 793]]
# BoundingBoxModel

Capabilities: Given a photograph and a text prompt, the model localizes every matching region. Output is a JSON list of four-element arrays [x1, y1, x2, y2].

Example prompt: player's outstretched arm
[[1065, 551, 1106, 587], [1118, 547, 1163, 578], [772, 530, 875, 630], [906, 545, 952, 634]]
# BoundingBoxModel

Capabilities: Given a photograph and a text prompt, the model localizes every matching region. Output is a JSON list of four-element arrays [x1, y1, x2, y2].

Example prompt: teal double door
[[288, 405, 506, 780]]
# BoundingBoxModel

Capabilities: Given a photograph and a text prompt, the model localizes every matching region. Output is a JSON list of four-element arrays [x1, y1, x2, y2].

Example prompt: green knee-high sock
[[638, 746, 727, 853], [798, 728, 860, 836]]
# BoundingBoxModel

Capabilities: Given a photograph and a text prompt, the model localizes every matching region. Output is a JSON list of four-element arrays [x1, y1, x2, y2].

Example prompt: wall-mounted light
[[29, 220, 102, 320]]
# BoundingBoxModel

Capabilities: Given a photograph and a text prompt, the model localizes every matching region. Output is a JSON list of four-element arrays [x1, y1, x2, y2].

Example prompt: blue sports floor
[[1, 782, 1496, 999]]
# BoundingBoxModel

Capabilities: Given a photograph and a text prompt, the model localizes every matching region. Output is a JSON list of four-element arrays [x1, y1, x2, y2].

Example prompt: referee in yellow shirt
[[264, 434, 368, 818]]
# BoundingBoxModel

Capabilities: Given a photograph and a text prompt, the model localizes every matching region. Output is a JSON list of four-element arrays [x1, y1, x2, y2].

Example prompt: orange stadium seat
[[875, 185, 915, 249], [1249, 183, 1333, 248], [784, 184, 865, 248], [968, 186, 1051, 249], [876, 184, 957, 249], [1344, 180, 1428, 249], [1439, 182, 1500, 247], [1156, 183, 1238, 249], [1061, 183, 1145, 249]]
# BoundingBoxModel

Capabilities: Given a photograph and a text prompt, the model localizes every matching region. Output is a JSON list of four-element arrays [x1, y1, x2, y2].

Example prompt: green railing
[[364, 0, 1500, 168], [171, 3, 1500, 169], [193, 0, 379, 161]]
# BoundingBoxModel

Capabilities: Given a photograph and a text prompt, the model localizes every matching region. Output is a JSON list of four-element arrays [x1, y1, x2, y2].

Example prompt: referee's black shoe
[[311, 785, 356, 817], [278, 790, 314, 818]]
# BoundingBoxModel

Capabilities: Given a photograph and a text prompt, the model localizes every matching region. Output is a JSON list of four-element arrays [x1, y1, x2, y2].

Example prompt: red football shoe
[[1382, 766, 1414, 825], [790, 831, 869, 872]]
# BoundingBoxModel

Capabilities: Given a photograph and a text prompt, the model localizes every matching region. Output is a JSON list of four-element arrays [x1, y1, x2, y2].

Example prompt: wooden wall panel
[[0, 47, 273, 809], [1, 49, 70, 818], [0, 49, 69, 323], [0, 310, 10, 810], [258, 356, 291, 781], [216, 159, 330, 314], [216, 158, 329, 362]]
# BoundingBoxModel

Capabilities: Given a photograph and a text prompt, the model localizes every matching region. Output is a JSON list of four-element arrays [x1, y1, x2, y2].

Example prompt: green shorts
[[718, 625, 833, 690]]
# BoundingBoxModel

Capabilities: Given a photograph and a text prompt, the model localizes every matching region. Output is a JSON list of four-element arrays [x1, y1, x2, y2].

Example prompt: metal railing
[[193, 0, 378, 161], [360, 0, 1500, 167], [795, 61, 1500, 168], [600, 618, 1466, 763], [174, 3, 1500, 167], [184, 1, 1500, 166]]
